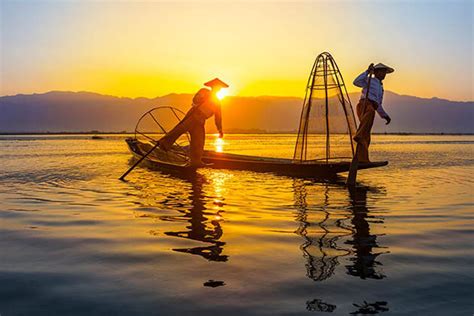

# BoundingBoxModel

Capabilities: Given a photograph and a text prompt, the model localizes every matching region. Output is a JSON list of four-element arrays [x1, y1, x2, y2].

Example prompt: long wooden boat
[[126, 138, 388, 178]]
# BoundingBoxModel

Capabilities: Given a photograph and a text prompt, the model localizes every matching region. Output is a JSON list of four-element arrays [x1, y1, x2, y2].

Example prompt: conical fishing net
[[294, 52, 357, 163]]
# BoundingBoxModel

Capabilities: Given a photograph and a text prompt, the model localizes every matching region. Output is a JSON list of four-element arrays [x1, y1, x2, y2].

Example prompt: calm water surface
[[1, 134, 473, 315]]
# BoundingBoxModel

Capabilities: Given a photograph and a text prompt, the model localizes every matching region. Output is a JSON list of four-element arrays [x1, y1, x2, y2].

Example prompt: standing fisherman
[[353, 63, 394, 162], [158, 78, 228, 167]]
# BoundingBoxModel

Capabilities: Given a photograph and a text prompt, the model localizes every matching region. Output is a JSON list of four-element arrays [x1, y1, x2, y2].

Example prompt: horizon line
[[1, 131, 473, 136], [1, 89, 473, 103]]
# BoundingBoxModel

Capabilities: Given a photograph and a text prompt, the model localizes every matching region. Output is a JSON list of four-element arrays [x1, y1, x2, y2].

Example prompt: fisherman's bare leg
[[189, 121, 206, 166], [159, 110, 196, 150], [354, 99, 376, 163]]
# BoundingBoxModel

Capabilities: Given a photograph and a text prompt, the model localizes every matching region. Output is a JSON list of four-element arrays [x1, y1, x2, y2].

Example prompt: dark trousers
[[354, 99, 377, 162], [160, 108, 206, 165]]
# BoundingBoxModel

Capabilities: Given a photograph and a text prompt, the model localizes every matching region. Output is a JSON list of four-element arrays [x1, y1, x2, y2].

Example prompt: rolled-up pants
[[159, 108, 206, 165], [354, 98, 377, 163]]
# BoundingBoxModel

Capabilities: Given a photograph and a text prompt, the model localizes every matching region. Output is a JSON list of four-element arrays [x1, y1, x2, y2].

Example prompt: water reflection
[[306, 298, 337, 312], [350, 301, 389, 315], [142, 172, 388, 280], [213, 136, 225, 153], [293, 180, 351, 281], [295, 180, 389, 313], [346, 186, 389, 280], [293, 180, 388, 281], [134, 169, 389, 312], [159, 172, 228, 262]]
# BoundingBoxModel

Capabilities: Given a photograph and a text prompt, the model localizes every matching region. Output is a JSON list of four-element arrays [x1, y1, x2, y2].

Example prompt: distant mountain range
[[0, 91, 473, 133]]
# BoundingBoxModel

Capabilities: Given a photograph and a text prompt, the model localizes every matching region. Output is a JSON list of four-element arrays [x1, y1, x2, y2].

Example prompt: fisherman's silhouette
[[160, 172, 228, 262]]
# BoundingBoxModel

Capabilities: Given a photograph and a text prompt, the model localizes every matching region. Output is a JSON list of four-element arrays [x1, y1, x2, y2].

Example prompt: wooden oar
[[119, 141, 190, 181], [346, 68, 373, 186], [120, 107, 194, 181], [119, 142, 161, 181]]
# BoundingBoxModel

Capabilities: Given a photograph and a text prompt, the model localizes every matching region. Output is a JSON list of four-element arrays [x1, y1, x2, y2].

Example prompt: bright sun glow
[[214, 135, 225, 152], [216, 89, 228, 100]]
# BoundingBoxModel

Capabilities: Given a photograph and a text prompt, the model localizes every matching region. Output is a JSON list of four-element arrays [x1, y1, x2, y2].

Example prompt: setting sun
[[216, 89, 228, 100]]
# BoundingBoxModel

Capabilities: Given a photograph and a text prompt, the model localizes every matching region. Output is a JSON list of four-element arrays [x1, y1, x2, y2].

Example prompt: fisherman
[[353, 63, 394, 162], [158, 78, 228, 167]]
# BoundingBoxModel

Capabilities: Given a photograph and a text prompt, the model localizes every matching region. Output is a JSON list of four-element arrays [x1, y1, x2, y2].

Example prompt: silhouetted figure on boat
[[158, 78, 228, 167], [353, 63, 394, 162]]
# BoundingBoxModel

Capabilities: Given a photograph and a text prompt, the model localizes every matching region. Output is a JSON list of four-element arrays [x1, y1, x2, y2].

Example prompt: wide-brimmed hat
[[374, 63, 394, 73], [204, 78, 229, 88]]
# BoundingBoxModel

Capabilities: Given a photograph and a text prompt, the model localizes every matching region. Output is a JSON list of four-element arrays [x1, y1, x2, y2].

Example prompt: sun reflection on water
[[213, 135, 225, 153], [2, 135, 473, 314]]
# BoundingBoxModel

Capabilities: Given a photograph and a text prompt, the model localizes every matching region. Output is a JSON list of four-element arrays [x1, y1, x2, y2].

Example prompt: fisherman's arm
[[375, 89, 391, 125], [353, 64, 375, 88], [353, 71, 369, 88], [376, 104, 390, 123]]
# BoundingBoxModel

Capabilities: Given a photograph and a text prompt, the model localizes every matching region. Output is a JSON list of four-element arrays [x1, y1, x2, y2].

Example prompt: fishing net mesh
[[135, 106, 189, 144], [294, 52, 357, 163], [134, 106, 190, 163]]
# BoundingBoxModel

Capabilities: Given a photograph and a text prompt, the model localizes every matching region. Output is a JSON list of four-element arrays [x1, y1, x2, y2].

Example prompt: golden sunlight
[[216, 88, 228, 100], [214, 135, 225, 152]]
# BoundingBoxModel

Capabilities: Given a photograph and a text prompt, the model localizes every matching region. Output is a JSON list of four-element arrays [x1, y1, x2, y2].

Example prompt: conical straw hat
[[374, 63, 394, 73], [204, 78, 229, 88]]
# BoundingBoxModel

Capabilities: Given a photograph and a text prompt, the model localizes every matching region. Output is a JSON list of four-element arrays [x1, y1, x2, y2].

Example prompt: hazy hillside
[[0, 91, 472, 133]]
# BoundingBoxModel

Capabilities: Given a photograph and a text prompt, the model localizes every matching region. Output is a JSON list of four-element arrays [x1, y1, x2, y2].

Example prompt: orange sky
[[1, 1, 472, 101]]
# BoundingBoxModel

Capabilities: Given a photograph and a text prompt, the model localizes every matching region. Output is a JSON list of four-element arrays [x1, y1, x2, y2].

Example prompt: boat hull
[[125, 138, 388, 178]]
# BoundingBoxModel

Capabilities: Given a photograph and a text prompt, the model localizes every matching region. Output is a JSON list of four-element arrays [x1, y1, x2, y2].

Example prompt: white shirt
[[353, 70, 389, 119]]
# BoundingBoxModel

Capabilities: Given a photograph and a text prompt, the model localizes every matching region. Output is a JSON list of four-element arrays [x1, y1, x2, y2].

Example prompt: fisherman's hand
[[368, 63, 375, 73], [219, 131, 224, 138], [384, 115, 391, 125]]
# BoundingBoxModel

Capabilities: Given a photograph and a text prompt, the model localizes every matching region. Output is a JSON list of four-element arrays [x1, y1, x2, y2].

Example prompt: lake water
[[1, 134, 473, 315]]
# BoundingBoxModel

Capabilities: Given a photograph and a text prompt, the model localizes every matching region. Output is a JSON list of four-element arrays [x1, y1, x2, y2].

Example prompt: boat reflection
[[159, 172, 228, 262], [293, 179, 388, 281]]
